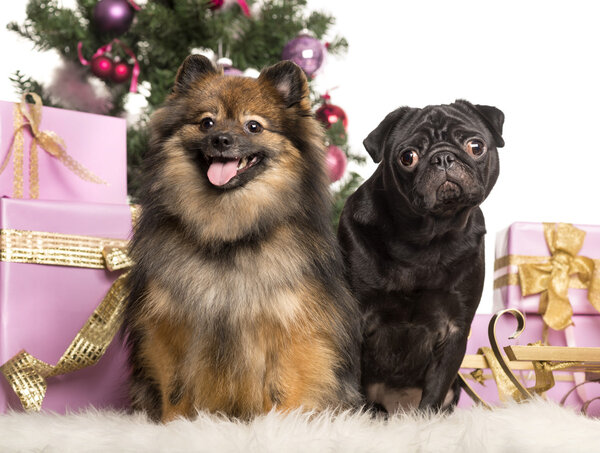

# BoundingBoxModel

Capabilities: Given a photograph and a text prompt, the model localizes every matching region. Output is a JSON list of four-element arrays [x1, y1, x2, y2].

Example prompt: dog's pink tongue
[[207, 159, 239, 186]]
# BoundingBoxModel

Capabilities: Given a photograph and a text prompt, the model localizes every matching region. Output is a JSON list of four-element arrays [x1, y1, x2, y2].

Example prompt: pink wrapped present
[[0, 94, 127, 203], [0, 197, 133, 413], [459, 313, 600, 416], [493, 222, 600, 330]]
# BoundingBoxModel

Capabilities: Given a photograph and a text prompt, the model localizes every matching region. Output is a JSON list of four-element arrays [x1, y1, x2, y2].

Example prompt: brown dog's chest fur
[[133, 226, 341, 422]]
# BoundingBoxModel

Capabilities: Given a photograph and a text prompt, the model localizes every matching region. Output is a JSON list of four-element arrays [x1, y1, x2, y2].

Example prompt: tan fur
[[127, 59, 360, 422], [136, 279, 344, 422]]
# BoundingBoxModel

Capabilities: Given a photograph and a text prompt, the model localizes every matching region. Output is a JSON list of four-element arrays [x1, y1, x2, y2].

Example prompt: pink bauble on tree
[[111, 61, 132, 83], [316, 102, 348, 130], [93, 0, 136, 35], [326, 145, 347, 182], [281, 32, 325, 77], [91, 55, 114, 80]]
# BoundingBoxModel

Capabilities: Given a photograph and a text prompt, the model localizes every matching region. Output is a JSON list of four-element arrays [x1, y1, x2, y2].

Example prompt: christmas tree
[[8, 0, 364, 225]]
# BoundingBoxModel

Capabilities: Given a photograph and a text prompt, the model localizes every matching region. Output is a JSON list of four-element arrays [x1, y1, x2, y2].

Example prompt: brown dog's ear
[[258, 61, 308, 108], [363, 107, 412, 163], [456, 100, 505, 148], [174, 55, 218, 93]]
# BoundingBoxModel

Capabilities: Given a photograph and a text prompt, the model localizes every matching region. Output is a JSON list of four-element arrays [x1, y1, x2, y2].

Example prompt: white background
[[2, 1, 600, 312]]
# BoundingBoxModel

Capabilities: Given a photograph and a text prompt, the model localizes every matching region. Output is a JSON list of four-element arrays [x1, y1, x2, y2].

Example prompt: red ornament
[[326, 145, 347, 182], [91, 55, 114, 80], [209, 0, 224, 9], [316, 103, 348, 130], [112, 61, 132, 83]]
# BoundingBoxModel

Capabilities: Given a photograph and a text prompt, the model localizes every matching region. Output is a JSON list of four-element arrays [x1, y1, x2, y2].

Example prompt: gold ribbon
[[0, 220, 136, 411], [495, 223, 600, 331], [0, 93, 106, 199], [0, 273, 128, 411], [0, 229, 129, 269]]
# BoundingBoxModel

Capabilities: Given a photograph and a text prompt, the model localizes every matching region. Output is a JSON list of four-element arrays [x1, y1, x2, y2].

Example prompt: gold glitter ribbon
[[0, 229, 129, 269], [0, 93, 106, 199], [0, 215, 137, 411], [0, 273, 129, 411], [494, 223, 600, 331]]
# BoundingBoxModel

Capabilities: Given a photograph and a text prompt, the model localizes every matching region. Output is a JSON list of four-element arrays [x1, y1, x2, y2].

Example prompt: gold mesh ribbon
[[0, 229, 129, 269], [0, 93, 106, 199], [0, 273, 129, 411], [494, 223, 600, 330], [0, 219, 135, 411]]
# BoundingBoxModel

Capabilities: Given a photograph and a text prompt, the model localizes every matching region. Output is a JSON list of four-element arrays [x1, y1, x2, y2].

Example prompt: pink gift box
[[0, 99, 127, 203], [0, 197, 132, 413], [493, 222, 600, 315], [459, 313, 600, 416]]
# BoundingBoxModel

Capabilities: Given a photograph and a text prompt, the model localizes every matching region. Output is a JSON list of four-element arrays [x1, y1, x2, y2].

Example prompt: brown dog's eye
[[246, 120, 263, 134], [465, 139, 486, 158], [399, 150, 419, 168], [200, 117, 214, 130]]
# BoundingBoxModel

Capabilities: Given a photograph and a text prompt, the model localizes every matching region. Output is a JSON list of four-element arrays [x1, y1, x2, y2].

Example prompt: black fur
[[338, 100, 504, 413]]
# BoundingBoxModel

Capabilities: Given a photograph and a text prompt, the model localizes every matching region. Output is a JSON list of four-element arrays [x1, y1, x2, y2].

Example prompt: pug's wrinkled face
[[363, 101, 504, 216]]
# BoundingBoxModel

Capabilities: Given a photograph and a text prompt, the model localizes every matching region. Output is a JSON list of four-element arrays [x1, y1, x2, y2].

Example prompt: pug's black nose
[[430, 152, 455, 170], [211, 134, 233, 152]]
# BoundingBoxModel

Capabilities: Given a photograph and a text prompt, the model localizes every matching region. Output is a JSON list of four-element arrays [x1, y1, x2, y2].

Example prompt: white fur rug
[[1, 399, 599, 452]]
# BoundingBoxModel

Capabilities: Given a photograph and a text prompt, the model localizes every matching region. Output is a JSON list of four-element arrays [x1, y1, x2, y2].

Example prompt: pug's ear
[[258, 61, 308, 108], [474, 104, 505, 148], [363, 107, 413, 163], [456, 100, 505, 148], [174, 55, 218, 93]]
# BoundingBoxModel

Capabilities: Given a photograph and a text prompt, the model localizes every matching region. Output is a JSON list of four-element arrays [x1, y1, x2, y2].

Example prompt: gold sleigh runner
[[0, 221, 135, 411], [459, 309, 600, 414]]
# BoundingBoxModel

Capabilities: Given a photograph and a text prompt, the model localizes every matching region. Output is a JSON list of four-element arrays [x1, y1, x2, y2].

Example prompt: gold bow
[[0, 93, 106, 199], [518, 223, 600, 330]]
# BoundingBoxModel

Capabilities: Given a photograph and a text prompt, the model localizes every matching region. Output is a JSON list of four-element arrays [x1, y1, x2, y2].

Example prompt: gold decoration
[[0, 229, 128, 269], [0, 273, 129, 411], [0, 93, 106, 199], [494, 223, 600, 331]]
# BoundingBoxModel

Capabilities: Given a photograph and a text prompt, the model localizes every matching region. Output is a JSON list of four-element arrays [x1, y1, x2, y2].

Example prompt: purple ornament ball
[[217, 58, 243, 76], [281, 34, 325, 77], [93, 0, 135, 36], [91, 55, 114, 80]]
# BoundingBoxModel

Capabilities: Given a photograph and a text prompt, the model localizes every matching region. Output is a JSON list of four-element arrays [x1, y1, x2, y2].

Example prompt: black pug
[[338, 100, 504, 413]]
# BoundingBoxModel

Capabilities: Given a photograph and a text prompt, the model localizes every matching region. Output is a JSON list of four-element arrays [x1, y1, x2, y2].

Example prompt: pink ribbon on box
[[77, 40, 140, 93]]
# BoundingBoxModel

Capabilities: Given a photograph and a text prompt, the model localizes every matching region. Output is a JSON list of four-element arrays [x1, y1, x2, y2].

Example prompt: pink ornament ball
[[93, 0, 135, 35], [281, 34, 325, 77], [91, 55, 114, 80], [217, 58, 243, 76], [326, 145, 347, 182], [316, 103, 348, 130], [111, 61, 132, 83]]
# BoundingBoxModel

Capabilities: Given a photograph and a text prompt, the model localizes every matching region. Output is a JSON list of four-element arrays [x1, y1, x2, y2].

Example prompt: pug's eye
[[465, 139, 486, 158], [399, 149, 419, 168], [200, 117, 215, 130], [245, 120, 263, 134]]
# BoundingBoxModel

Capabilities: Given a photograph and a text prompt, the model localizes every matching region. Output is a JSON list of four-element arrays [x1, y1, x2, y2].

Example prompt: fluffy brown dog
[[124, 55, 361, 422]]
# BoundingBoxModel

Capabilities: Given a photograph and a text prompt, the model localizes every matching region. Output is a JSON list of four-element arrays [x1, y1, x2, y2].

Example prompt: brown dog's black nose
[[211, 134, 233, 152], [430, 151, 455, 170]]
